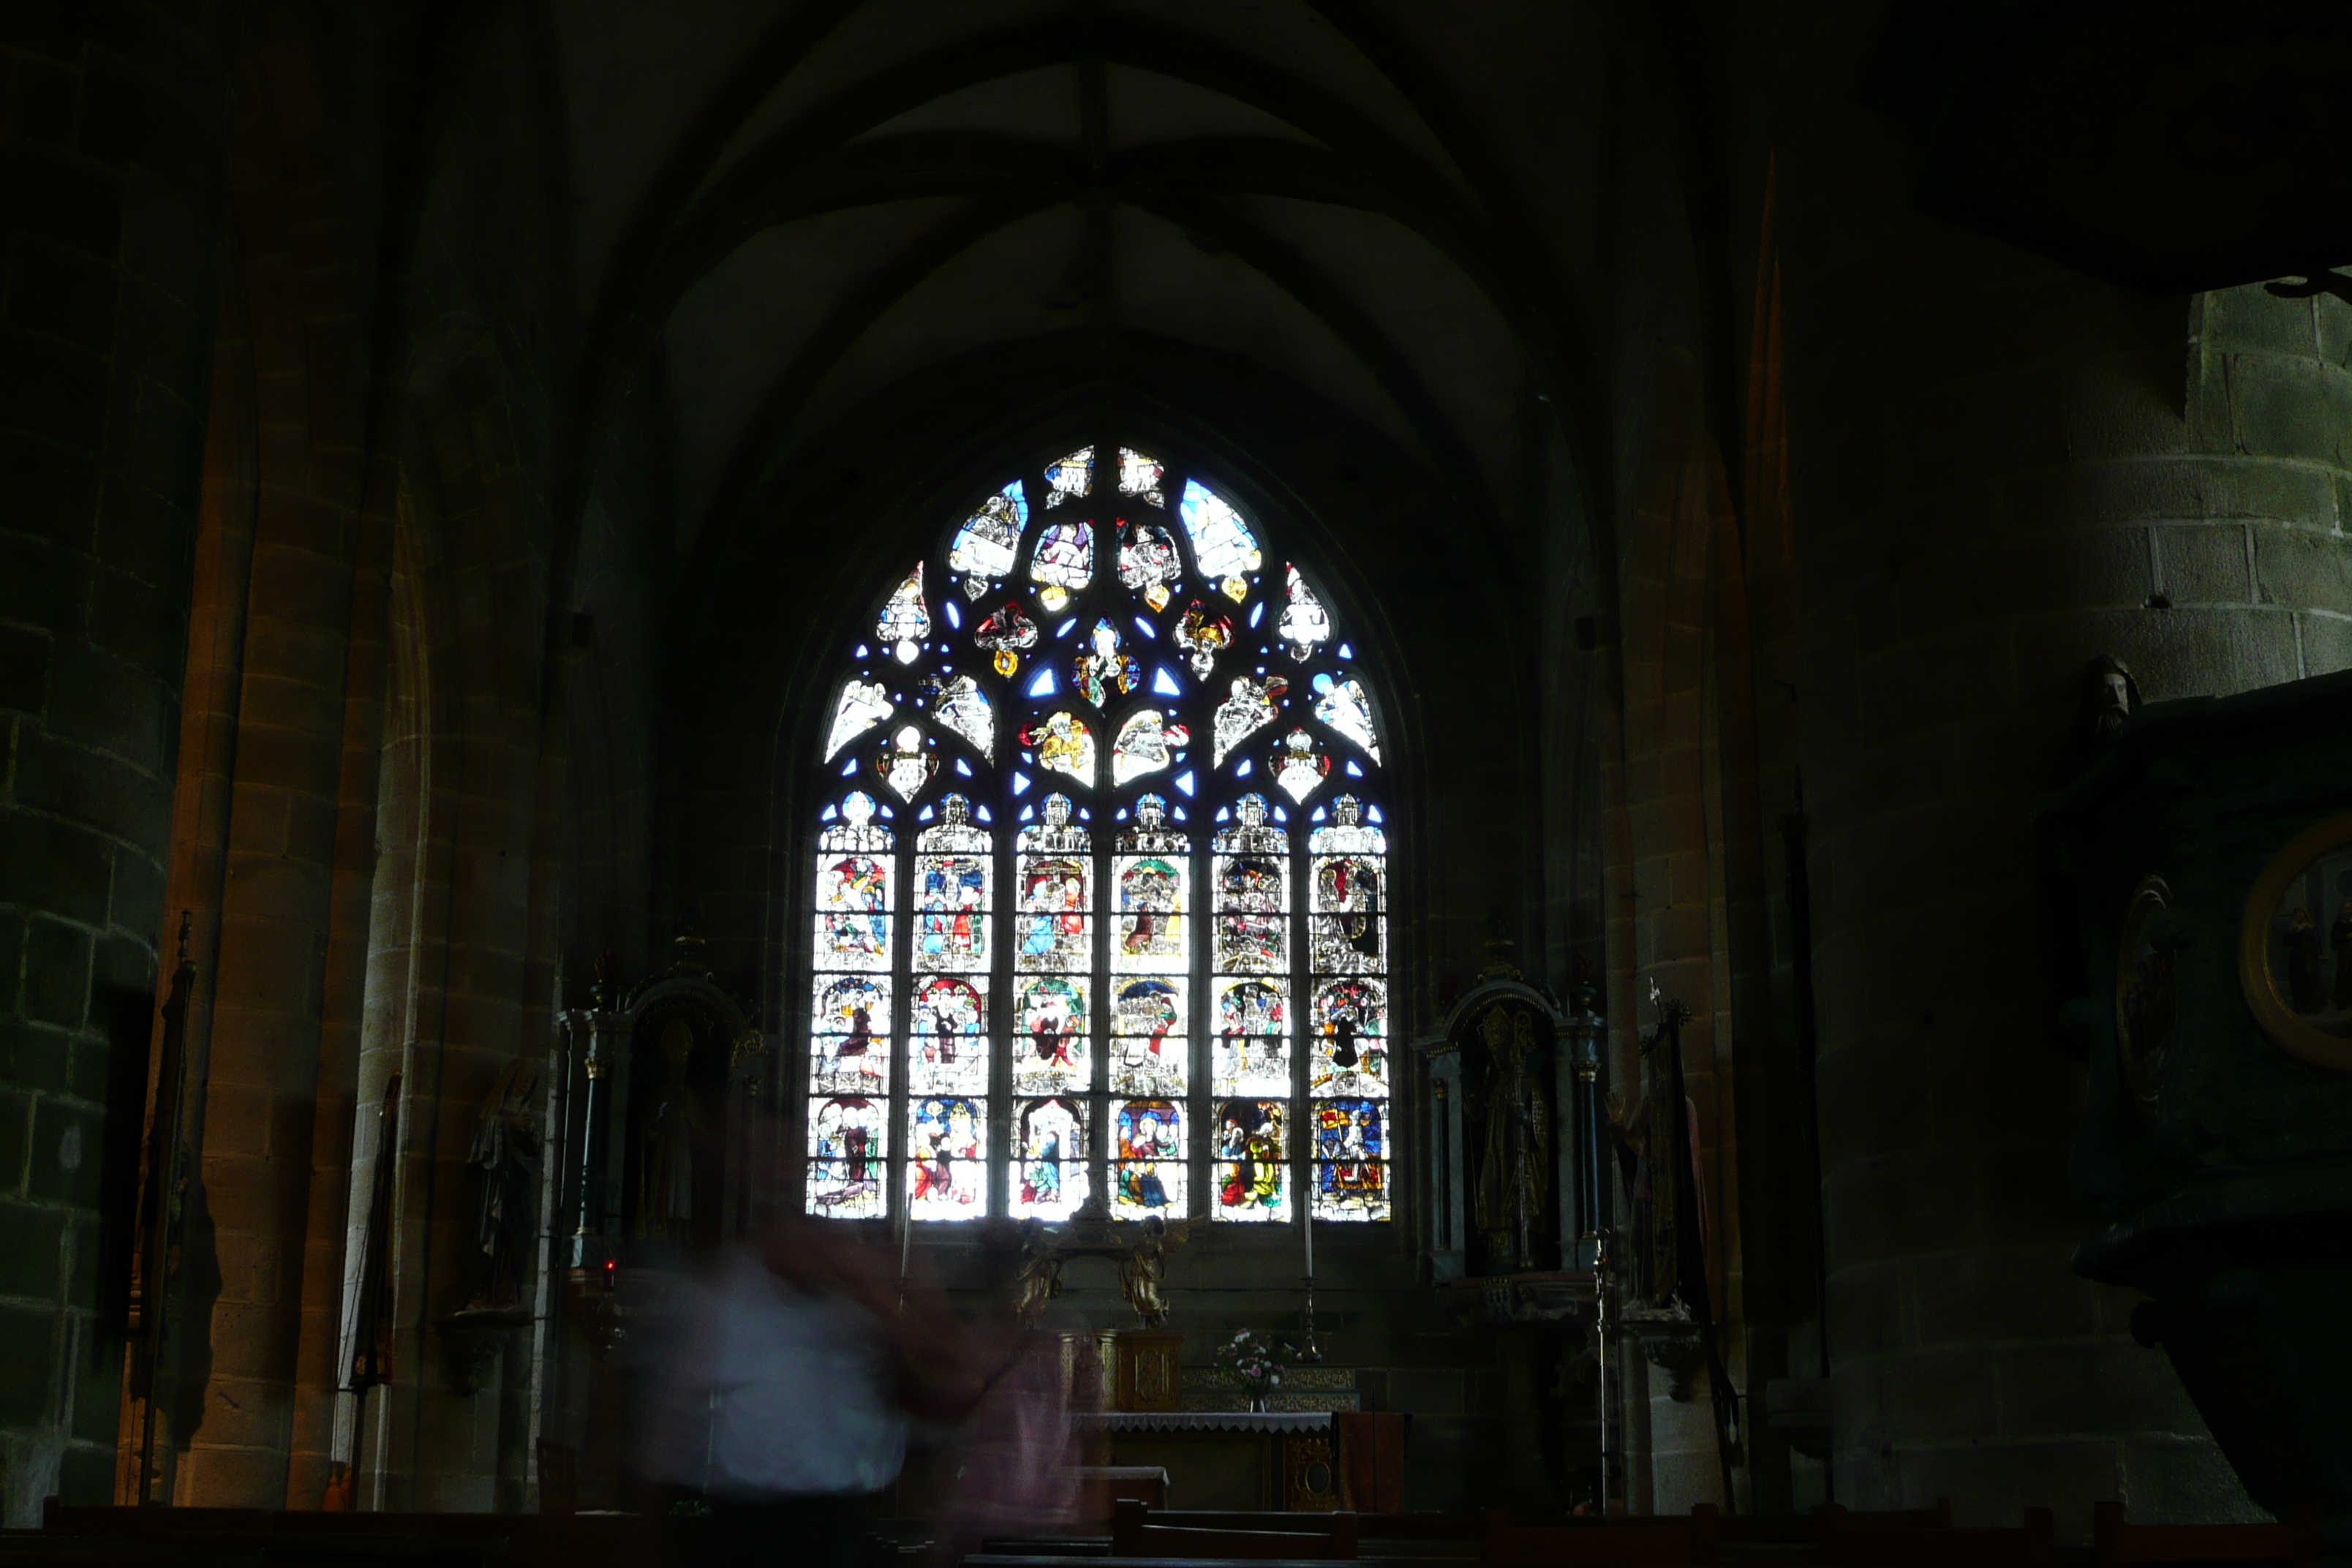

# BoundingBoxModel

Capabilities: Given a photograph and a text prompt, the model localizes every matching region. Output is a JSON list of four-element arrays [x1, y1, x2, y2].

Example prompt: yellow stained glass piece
[[1039, 585, 1069, 613], [995, 649, 1019, 677], [1145, 584, 1169, 611], [1221, 576, 1248, 603]]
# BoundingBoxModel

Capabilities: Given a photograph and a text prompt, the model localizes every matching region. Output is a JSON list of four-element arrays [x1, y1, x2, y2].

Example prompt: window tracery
[[802, 442, 1394, 1224]]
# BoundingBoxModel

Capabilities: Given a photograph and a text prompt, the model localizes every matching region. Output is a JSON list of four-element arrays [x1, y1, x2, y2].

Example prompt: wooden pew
[[1482, 1508, 1719, 1565], [1820, 1507, 2051, 1568], [1115, 1499, 1358, 1560], [2092, 1504, 2318, 1568]]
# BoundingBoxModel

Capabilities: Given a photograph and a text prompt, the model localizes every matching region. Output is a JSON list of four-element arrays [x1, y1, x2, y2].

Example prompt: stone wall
[[0, 2, 227, 1523]]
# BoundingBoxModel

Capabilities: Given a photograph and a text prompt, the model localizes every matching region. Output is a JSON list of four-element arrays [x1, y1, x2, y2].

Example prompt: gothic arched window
[[804, 445, 1392, 1226]]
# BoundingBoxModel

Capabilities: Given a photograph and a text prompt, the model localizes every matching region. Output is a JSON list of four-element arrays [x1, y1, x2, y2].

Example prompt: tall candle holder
[[1296, 1202, 1324, 1363]]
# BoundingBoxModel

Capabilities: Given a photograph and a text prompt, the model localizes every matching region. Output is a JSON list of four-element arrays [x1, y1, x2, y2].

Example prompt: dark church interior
[[5, 1, 2352, 1564]]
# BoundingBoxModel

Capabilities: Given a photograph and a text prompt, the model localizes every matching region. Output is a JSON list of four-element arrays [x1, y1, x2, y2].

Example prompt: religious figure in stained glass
[[1030, 521, 1093, 612], [1111, 709, 1188, 787], [1214, 1099, 1287, 1220], [1015, 1097, 1089, 1218], [1311, 674, 1379, 763], [810, 974, 891, 1094], [1017, 853, 1089, 970], [1117, 519, 1181, 608], [1215, 865, 1286, 972], [1074, 619, 1139, 707], [1115, 1100, 1186, 1215], [924, 673, 994, 760], [949, 483, 1028, 594], [1314, 1100, 1386, 1218], [908, 1096, 987, 1218], [911, 975, 988, 1087], [1311, 977, 1387, 1095], [1020, 711, 1095, 786], [1276, 565, 1331, 662], [877, 564, 932, 665], [1213, 675, 1286, 766], [1116, 856, 1184, 962], [826, 679, 894, 761], [1179, 478, 1263, 600], [808, 1096, 886, 1218]]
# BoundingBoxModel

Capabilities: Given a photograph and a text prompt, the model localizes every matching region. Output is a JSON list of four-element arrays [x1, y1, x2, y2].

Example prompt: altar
[[1074, 1411, 1340, 1512]]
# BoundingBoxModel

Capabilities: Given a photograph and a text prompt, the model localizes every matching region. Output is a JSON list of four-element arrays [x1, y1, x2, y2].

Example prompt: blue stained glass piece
[[1116, 807, 1129, 821], [1273, 806, 1288, 823], [1311, 805, 1327, 822], [1312, 672, 1335, 694], [1020, 804, 1034, 821], [1013, 772, 1033, 796], [855, 644, 870, 659], [1337, 642, 1353, 659], [1346, 759, 1364, 776], [1173, 806, 1187, 821], [1134, 617, 1156, 639], [840, 758, 857, 777], [821, 804, 837, 821], [1055, 619, 1077, 639], [878, 804, 895, 818], [943, 600, 961, 630], [1216, 806, 1230, 822], [919, 804, 935, 821], [1027, 668, 1058, 697], [976, 804, 993, 823], [955, 758, 973, 776], [1368, 804, 1383, 823], [1151, 666, 1182, 697], [1078, 807, 1091, 821], [1174, 770, 1195, 797], [1249, 602, 1264, 627], [1235, 758, 1253, 777]]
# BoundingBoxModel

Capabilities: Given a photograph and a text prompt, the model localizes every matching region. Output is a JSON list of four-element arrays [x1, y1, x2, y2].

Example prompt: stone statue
[[1473, 1004, 1549, 1273], [636, 1018, 699, 1241], [2080, 654, 2142, 747], [1118, 1213, 1195, 1327], [465, 1058, 543, 1309]]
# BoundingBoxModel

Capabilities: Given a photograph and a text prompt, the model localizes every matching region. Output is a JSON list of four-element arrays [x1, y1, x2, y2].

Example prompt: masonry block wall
[[0, 4, 225, 1523], [1776, 20, 2352, 1531]]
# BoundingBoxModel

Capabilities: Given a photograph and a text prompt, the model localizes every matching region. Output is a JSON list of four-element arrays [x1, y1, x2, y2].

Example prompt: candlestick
[[1303, 1202, 1313, 1278], [897, 1202, 913, 1308]]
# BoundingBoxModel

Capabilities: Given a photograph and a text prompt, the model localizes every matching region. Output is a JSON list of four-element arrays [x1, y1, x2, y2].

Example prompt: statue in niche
[[636, 1018, 701, 1241], [1473, 1004, 1548, 1273], [465, 1058, 543, 1310], [1118, 1213, 1196, 1327]]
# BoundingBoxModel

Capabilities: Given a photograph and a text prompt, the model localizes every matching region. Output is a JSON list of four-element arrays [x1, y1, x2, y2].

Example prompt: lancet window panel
[[1309, 795, 1390, 1221], [799, 440, 1396, 1225]]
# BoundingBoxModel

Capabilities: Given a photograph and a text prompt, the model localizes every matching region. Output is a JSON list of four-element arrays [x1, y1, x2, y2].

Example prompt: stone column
[[1777, 18, 2352, 1527], [0, 4, 227, 1522]]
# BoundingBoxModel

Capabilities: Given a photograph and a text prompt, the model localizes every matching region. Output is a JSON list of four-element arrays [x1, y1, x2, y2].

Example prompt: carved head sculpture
[[2082, 653, 2142, 743]]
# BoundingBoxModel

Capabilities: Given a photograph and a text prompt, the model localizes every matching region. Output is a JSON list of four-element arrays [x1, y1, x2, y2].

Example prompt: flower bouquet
[[1218, 1328, 1288, 1412]]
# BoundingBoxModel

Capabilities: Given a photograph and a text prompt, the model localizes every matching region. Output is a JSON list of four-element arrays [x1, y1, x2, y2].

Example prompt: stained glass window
[[1309, 796, 1388, 1221], [802, 445, 1392, 1229], [808, 792, 894, 1217]]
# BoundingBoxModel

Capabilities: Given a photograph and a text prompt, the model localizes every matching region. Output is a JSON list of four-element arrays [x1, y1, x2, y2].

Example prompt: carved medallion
[[2239, 811, 2352, 1071]]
